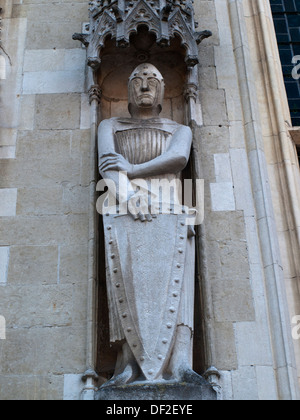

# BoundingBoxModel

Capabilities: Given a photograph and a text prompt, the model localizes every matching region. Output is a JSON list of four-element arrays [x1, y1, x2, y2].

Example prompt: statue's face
[[128, 64, 164, 115], [131, 74, 160, 108]]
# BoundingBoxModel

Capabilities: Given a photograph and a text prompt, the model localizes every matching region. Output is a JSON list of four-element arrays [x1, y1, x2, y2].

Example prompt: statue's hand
[[99, 153, 134, 178], [128, 192, 152, 222]]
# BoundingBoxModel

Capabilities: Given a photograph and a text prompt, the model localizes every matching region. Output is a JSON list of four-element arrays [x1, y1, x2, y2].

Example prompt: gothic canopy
[[73, 0, 212, 69]]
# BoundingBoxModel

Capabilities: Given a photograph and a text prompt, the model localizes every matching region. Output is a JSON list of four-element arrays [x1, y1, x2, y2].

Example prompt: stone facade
[[0, 0, 299, 400], [0, 0, 90, 400]]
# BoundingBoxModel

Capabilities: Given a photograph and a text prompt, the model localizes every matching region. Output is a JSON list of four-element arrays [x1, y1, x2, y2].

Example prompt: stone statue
[[98, 63, 198, 387]]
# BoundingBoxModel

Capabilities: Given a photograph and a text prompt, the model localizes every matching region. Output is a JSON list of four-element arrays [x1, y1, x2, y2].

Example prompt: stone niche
[[73, 0, 214, 399], [96, 30, 210, 399]]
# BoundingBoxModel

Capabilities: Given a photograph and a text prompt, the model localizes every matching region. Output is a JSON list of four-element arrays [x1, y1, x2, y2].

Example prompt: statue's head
[[128, 63, 165, 117]]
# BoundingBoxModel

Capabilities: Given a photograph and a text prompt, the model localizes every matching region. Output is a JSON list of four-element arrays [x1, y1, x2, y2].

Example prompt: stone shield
[[103, 212, 189, 380]]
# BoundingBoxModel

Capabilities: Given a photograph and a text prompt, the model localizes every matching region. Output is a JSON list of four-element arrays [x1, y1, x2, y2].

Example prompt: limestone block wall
[[0, 0, 299, 400], [243, 0, 300, 392], [195, 0, 277, 399], [193, 0, 299, 400], [0, 0, 90, 400]]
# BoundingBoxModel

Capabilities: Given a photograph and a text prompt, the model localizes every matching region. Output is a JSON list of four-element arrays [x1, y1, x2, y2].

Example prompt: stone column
[[81, 83, 102, 400]]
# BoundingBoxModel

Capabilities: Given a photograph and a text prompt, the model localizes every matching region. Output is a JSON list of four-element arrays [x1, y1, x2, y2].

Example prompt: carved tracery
[[74, 0, 211, 72]]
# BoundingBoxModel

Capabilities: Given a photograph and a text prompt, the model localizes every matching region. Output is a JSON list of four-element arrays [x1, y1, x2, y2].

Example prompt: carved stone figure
[[98, 63, 199, 386]]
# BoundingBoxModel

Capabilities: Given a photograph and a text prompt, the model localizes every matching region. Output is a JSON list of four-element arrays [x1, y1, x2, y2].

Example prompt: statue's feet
[[172, 363, 206, 386], [101, 361, 140, 388]]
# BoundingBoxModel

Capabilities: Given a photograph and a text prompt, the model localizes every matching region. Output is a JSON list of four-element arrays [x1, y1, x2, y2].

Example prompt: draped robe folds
[[101, 118, 195, 380]]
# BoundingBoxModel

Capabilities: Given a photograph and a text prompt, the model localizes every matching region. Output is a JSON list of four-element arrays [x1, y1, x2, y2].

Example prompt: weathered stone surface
[[0, 215, 89, 246], [19, 95, 36, 131], [199, 89, 228, 126], [0, 247, 10, 286], [231, 366, 258, 401], [17, 187, 63, 216], [23, 49, 86, 73], [213, 322, 238, 371], [23, 70, 85, 95], [59, 244, 88, 285], [96, 379, 217, 401], [16, 130, 72, 161], [62, 185, 89, 214], [0, 284, 73, 328], [0, 189, 17, 217], [7, 245, 59, 285], [206, 210, 246, 242], [0, 17, 27, 159], [63, 374, 83, 401], [35, 94, 81, 129], [0, 374, 64, 401], [0, 324, 86, 376], [0, 157, 82, 189], [210, 182, 235, 212], [25, 21, 84, 50]]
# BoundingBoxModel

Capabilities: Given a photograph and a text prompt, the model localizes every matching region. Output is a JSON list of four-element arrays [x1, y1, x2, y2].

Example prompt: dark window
[[297, 145, 300, 165], [271, 0, 300, 126]]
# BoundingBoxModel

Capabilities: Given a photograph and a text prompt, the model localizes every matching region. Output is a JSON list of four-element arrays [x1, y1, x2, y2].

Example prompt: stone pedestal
[[95, 379, 217, 401]]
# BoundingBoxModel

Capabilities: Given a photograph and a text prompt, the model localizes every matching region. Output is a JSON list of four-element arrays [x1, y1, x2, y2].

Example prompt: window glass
[[270, 0, 300, 126]]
